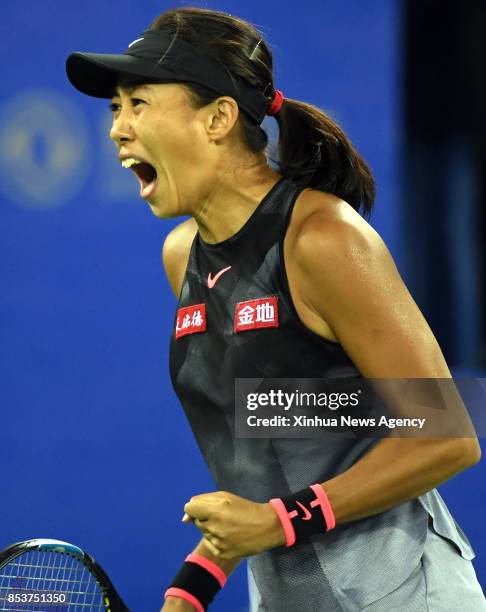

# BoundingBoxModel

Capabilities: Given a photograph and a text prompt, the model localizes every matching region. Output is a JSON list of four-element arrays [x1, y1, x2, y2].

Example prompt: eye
[[108, 98, 145, 113]]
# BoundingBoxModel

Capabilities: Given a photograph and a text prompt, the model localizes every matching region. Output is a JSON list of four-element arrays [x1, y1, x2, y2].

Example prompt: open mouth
[[121, 158, 158, 199], [132, 162, 157, 198]]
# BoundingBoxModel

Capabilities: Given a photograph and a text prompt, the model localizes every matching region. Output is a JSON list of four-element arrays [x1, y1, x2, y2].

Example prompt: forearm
[[192, 537, 243, 577], [163, 539, 242, 611], [322, 437, 480, 525]]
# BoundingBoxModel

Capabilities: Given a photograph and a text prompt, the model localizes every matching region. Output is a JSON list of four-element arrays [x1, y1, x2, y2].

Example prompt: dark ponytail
[[150, 7, 375, 217], [276, 99, 375, 216]]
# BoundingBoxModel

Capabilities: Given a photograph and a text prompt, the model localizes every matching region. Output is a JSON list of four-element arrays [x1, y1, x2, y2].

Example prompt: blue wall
[[1, 1, 484, 609]]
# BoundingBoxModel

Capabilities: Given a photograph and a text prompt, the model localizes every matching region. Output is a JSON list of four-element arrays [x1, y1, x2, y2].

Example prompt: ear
[[205, 96, 240, 142]]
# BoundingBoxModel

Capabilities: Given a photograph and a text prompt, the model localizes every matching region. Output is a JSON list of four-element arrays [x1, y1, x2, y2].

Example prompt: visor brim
[[66, 52, 173, 98]]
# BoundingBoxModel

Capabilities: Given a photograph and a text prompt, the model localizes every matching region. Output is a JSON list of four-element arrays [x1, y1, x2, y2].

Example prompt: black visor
[[66, 30, 269, 124]]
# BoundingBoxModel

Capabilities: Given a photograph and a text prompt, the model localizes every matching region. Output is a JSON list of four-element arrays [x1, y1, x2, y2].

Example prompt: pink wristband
[[310, 483, 336, 531], [269, 497, 296, 547], [165, 587, 204, 612], [185, 553, 227, 588]]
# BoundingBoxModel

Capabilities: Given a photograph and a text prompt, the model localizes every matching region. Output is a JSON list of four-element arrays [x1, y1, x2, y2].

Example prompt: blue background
[[1, 1, 484, 609]]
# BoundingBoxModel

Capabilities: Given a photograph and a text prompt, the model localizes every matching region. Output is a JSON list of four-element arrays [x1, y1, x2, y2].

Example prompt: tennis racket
[[0, 538, 129, 611]]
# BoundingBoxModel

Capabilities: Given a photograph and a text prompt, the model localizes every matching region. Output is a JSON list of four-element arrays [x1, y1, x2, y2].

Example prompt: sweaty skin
[[109, 82, 481, 610], [163, 191, 481, 563]]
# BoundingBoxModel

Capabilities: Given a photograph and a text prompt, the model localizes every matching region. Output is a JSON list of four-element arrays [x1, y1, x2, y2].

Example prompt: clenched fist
[[182, 491, 285, 559]]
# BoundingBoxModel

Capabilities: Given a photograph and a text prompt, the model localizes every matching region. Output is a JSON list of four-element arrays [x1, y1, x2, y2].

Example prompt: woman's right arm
[[162, 221, 243, 610], [162, 218, 198, 297]]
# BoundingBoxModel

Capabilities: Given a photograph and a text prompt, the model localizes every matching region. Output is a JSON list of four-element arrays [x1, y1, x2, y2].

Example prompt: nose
[[110, 110, 134, 146]]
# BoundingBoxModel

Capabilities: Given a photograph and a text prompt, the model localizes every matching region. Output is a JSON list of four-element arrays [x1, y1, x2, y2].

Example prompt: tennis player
[[66, 7, 485, 611]]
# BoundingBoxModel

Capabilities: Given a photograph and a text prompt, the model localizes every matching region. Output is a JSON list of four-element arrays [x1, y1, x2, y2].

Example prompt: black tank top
[[169, 177, 362, 488], [167, 177, 470, 611]]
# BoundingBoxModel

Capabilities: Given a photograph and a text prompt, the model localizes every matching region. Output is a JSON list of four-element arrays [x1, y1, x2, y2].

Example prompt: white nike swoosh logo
[[207, 266, 232, 289], [128, 38, 144, 48]]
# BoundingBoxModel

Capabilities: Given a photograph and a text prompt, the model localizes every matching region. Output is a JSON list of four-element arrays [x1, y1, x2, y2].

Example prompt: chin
[[148, 203, 167, 219], [148, 202, 178, 220]]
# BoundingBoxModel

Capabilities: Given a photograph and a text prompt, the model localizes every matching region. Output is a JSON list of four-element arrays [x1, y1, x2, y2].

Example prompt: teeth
[[121, 158, 141, 169]]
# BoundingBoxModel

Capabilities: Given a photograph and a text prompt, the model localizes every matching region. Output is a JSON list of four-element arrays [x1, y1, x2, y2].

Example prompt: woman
[[66, 7, 485, 611]]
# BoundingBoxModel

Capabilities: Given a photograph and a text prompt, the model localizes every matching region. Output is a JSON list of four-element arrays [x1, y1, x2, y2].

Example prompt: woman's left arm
[[289, 202, 481, 524]]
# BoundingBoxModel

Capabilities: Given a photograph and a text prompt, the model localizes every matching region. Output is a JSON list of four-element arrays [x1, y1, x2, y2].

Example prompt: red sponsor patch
[[175, 303, 207, 339], [234, 296, 279, 333]]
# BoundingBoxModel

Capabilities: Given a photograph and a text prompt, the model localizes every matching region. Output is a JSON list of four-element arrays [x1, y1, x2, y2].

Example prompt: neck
[[193, 158, 282, 245]]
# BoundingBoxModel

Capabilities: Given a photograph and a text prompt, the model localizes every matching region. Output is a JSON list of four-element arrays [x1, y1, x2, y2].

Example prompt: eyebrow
[[113, 83, 151, 97]]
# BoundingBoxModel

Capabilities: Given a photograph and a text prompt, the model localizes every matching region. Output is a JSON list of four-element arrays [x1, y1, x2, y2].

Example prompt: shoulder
[[287, 189, 387, 265], [286, 189, 394, 297], [284, 188, 401, 332], [162, 217, 198, 298]]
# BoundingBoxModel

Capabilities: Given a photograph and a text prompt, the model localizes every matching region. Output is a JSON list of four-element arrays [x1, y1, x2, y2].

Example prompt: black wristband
[[165, 554, 227, 611], [270, 484, 336, 546]]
